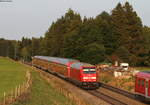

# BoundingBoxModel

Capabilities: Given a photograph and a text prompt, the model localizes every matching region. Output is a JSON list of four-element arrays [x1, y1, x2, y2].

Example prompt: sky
[[0, 0, 149, 40]]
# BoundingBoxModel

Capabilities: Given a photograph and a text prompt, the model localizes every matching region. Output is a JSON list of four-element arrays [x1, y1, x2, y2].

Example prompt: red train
[[135, 71, 150, 100], [32, 56, 99, 89]]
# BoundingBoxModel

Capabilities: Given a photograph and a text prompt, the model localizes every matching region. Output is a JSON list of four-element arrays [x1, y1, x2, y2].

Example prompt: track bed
[[94, 87, 147, 105]]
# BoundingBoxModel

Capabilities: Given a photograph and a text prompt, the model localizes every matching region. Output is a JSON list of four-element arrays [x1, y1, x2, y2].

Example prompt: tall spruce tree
[[123, 2, 146, 65], [96, 11, 116, 55], [63, 17, 106, 64], [143, 26, 150, 66], [44, 9, 82, 57], [111, 2, 145, 66], [111, 3, 128, 46]]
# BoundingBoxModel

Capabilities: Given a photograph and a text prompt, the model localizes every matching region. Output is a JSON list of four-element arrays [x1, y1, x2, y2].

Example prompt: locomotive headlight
[[83, 77, 88, 79], [91, 77, 96, 79], [83, 77, 96, 79]]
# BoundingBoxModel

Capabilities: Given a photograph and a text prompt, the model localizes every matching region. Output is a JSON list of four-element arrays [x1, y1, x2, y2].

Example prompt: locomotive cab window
[[83, 68, 96, 74]]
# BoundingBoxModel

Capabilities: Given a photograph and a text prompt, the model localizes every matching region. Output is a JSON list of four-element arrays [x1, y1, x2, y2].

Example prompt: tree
[[63, 17, 106, 64], [111, 2, 146, 66], [96, 11, 117, 55], [142, 26, 150, 66], [111, 3, 128, 46], [31, 37, 41, 56], [44, 9, 82, 57], [21, 47, 31, 61], [79, 43, 105, 64]]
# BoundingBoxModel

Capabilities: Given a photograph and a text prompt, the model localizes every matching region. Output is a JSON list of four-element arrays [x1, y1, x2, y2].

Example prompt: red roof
[[136, 71, 150, 79]]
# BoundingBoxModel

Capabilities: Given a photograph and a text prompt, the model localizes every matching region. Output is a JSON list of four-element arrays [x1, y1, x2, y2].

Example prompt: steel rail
[[100, 83, 135, 99], [87, 90, 127, 105]]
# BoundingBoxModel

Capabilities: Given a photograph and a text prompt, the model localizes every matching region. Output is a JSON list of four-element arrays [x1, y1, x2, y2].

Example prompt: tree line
[[0, 2, 150, 66]]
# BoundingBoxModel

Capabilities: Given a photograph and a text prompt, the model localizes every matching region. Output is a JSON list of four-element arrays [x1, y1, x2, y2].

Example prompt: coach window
[[141, 80, 145, 86], [138, 79, 141, 86]]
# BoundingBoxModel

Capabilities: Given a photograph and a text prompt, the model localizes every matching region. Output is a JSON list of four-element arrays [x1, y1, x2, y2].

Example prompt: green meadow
[[0, 57, 26, 99], [14, 71, 76, 105], [0, 57, 77, 105]]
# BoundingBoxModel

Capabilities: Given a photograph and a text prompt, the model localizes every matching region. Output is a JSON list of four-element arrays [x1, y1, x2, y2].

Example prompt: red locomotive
[[32, 56, 99, 89], [135, 71, 150, 100]]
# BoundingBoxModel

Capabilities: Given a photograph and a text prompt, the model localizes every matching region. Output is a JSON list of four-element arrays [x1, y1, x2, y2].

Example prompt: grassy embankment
[[14, 70, 77, 105], [100, 72, 134, 92], [0, 57, 26, 99], [135, 67, 150, 71], [0, 57, 82, 105]]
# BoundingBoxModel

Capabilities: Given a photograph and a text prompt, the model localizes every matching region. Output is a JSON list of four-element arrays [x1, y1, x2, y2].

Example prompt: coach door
[[147, 79, 150, 97], [145, 79, 149, 97], [138, 78, 145, 95]]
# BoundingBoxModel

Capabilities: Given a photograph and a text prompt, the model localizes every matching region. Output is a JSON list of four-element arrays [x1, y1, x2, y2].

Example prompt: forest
[[0, 2, 150, 66]]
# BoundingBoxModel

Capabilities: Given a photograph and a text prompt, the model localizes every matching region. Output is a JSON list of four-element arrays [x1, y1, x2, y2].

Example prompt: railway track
[[100, 83, 135, 99], [100, 83, 150, 104], [98, 83, 149, 105], [87, 90, 127, 105]]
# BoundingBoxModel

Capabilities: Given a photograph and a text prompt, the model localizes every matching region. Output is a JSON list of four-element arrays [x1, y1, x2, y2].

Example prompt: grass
[[100, 71, 135, 92], [134, 67, 150, 71], [13, 71, 76, 105], [0, 57, 26, 99], [0, 57, 86, 105]]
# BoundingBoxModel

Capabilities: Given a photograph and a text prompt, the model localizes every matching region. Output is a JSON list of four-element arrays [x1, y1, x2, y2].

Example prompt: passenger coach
[[135, 71, 150, 100]]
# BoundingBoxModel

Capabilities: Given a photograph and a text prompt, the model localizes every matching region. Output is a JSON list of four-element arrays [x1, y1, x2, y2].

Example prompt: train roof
[[70, 62, 95, 69], [136, 71, 150, 79], [33, 56, 78, 65]]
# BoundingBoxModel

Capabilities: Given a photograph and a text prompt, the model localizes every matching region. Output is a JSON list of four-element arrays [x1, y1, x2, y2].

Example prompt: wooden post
[[22, 83, 24, 93], [15, 87, 17, 99], [18, 85, 20, 96], [3, 92, 5, 105], [23, 82, 26, 92], [11, 90, 13, 103], [24, 82, 26, 92], [19, 84, 21, 95], [17, 86, 18, 97], [21, 84, 23, 93], [20, 85, 22, 95], [19, 85, 21, 96]]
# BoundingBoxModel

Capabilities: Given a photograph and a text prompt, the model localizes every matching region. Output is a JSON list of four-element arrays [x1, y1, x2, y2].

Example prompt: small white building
[[120, 63, 129, 71]]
